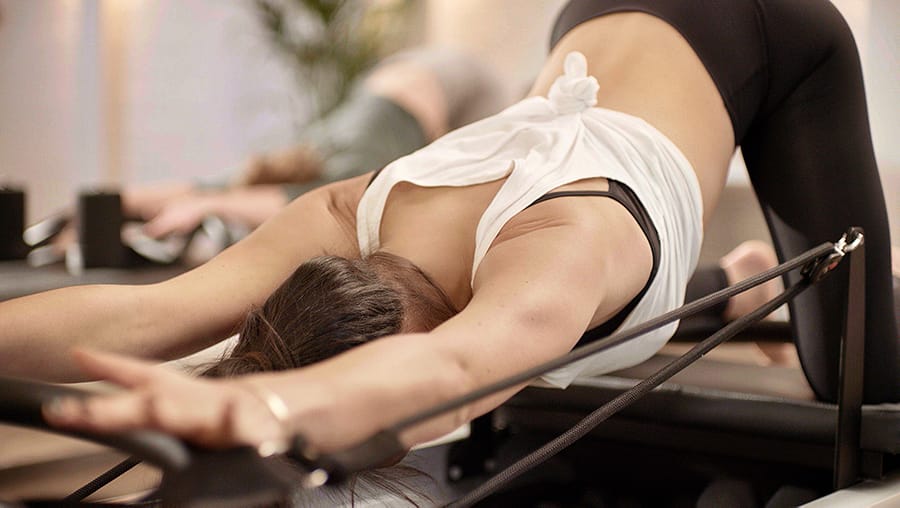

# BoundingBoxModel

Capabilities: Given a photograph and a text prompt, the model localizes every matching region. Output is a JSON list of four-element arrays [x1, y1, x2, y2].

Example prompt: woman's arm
[[45, 199, 651, 454], [139, 185, 290, 239], [276, 201, 651, 451], [0, 177, 364, 382]]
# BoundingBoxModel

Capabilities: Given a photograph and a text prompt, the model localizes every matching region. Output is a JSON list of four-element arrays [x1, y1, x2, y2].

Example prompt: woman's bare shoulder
[[325, 172, 370, 223]]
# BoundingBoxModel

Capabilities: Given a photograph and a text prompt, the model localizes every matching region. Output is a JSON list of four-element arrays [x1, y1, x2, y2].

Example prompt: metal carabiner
[[803, 229, 865, 283], [834, 229, 864, 256]]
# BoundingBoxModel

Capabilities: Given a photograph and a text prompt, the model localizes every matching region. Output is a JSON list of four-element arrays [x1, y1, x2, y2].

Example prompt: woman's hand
[[140, 196, 218, 239], [122, 182, 197, 221], [142, 187, 288, 239], [31, 183, 197, 258], [43, 349, 288, 452]]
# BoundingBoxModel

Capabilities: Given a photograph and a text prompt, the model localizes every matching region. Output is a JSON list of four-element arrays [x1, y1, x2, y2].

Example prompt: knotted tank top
[[357, 52, 703, 387]]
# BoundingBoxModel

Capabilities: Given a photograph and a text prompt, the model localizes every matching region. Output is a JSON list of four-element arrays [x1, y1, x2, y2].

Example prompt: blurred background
[[0, 0, 896, 246]]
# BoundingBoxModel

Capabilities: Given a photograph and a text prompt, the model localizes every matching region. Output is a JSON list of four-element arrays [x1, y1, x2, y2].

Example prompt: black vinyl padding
[[506, 357, 899, 455], [0, 261, 183, 302]]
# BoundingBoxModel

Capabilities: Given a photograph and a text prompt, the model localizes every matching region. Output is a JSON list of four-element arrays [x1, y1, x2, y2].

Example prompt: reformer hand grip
[[78, 191, 128, 268], [0, 375, 190, 472], [289, 430, 407, 484], [0, 188, 28, 260], [0, 376, 310, 507]]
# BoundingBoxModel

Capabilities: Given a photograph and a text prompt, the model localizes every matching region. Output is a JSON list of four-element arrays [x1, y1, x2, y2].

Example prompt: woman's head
[[201, 252, 456, 377], [199, 252, 445, 504]]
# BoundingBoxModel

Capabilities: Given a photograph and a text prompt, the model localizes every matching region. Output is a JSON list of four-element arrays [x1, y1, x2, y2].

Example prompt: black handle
[[0, 375, 190, 471], [289, 430, 407, 484]]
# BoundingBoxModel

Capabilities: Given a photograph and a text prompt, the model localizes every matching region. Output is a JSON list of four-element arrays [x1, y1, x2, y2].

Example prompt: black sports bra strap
[[526, 181, 662, 345], [527, 190, 618, 208], [366, 167, 386, 188]]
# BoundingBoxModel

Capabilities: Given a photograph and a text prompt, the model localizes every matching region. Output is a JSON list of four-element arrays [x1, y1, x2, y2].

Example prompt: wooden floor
[[0, 424, 160, 502]]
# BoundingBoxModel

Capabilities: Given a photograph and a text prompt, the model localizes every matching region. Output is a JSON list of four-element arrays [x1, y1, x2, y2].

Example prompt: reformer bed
[[450, 325, 899, 505]]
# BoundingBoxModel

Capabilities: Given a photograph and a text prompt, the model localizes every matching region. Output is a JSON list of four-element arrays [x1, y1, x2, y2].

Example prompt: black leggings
[[552, 0, 897, 403]]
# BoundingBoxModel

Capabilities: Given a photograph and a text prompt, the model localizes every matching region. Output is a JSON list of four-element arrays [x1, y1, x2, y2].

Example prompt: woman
[[1, 0, 895, 460]]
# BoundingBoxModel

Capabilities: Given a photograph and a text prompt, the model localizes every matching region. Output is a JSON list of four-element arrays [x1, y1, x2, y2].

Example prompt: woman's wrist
[[221, 187, 288, 227], [233, 378, 293, 456]]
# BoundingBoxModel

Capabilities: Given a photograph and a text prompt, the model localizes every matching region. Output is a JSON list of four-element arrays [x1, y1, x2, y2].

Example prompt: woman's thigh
[[741, 0, 897, 403]]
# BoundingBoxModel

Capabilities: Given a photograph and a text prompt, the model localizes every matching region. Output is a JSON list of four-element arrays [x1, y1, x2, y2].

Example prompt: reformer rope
[[291, 241, 837, 490], [64, 457, 141, 502], [447, 276, 811, 507], [387, 242, 833, 434], [64, 237, 846, 504]]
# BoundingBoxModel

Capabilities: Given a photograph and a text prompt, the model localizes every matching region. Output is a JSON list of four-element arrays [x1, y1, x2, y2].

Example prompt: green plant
[[254, 0, 415, 120]]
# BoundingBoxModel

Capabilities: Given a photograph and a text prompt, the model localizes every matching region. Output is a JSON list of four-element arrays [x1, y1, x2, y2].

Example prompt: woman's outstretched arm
[[0, 177, 364, 382], [45, 195, 651, 455]]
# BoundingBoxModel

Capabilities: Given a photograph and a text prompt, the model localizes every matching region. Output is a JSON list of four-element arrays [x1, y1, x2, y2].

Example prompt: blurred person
[[38, 46, 512, 256]]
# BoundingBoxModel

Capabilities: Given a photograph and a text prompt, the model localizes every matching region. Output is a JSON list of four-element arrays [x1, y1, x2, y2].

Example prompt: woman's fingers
[[45, 388, 278, 450], [44, 391, 153, 433], [142, 199, 211, 239], [71, 348, 165, 388], [44, 352, 286, 451], [122, 182, 195, 220], [44, 379, 227, 444]]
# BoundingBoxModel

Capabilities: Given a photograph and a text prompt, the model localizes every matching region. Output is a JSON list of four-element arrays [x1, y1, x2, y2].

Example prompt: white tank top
[[357, 52, 704, 387]]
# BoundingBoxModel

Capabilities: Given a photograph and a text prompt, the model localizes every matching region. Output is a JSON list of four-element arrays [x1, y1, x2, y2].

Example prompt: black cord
[[305, 242, 836, 480], [447, 278, 810, 507], [63, 241, 835, 501], [53, 234, 851, 508], [64, 456, 141, 501], [388, 242, 833, 433]]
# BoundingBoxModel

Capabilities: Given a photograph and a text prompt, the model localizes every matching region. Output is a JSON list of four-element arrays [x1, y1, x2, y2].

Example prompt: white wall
[[113, 1, 302, 185], [0, 0, 299, 222], [424, 0, 567, 98], [860, 0, 899, 168], [0, 1, 101, 221]]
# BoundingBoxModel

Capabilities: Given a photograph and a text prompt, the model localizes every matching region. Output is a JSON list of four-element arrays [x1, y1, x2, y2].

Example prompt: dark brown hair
[[201, 252, 457, 378], [198, 252, 457, 505]]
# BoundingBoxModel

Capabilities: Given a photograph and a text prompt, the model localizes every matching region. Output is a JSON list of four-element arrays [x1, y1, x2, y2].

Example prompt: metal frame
[[833, 228, 866, 489]]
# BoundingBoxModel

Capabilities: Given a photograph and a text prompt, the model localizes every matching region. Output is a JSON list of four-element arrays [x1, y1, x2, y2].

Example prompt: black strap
[[833, 230, 866, 489], [66, 237, 851, 504], [450, 233, 866, 506], [65, 457, 141, 502], [366, 167, 385, 187], [449, 277, 810, 507], [526, 182, 662, 343], [529, 189, 618, 206]]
